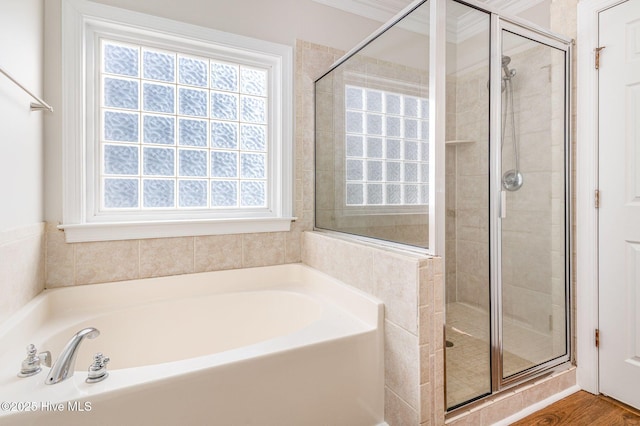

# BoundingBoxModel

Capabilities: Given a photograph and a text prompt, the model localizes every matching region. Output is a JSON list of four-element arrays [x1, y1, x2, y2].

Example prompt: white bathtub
[[0, 264, 384, 426]]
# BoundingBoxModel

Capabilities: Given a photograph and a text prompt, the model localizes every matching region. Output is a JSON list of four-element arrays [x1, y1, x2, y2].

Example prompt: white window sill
[[59, 217, 296, 243]]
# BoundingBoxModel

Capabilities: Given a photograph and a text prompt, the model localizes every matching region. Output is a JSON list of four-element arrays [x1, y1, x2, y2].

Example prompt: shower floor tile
[[445, 302, 556, 409]]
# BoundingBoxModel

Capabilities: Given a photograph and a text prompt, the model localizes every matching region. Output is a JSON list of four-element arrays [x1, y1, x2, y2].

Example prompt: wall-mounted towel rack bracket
[[0, 65, 53, 113], [29, 102, 52, 112]]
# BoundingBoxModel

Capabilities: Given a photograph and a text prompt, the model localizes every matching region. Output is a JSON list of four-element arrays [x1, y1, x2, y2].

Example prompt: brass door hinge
[[595, 46, 606, 69], [595, 189, 600, 208], [595, 329, 600, 348]]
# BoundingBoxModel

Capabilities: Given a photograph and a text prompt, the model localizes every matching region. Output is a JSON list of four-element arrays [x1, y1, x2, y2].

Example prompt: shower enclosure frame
[[488, 15, 573, 394], [313, 0, 574, 412]]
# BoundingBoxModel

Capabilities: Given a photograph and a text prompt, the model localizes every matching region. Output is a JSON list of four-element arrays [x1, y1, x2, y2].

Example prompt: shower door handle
[[500, 190, 507, 219]]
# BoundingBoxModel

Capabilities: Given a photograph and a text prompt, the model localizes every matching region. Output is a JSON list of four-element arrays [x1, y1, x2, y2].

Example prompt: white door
[[598, 0, 640, 410]]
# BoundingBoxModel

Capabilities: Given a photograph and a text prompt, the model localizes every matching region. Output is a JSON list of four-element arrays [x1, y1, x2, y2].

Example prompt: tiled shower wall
[[447, 67, 490, 311], [501, 45, 560, 335], [448, 45, 565, 338]]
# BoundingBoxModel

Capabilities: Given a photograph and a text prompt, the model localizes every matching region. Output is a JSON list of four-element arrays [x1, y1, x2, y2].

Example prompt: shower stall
[[314, 0, 572, 413]]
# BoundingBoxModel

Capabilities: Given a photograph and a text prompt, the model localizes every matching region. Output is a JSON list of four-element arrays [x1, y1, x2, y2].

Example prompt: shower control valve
[[86, 352, 110, 383]]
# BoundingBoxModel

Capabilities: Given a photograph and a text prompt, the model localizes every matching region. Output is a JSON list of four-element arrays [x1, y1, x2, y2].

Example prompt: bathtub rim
[[0, 263, 383, 336]]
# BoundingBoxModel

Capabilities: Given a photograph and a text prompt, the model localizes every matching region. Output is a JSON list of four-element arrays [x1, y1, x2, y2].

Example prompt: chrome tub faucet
[[45, 327, 100, 385]]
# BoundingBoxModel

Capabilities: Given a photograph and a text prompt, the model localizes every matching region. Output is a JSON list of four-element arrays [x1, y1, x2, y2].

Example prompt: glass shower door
[[499, 28, 569, 380], [445, 7, 571, 411]]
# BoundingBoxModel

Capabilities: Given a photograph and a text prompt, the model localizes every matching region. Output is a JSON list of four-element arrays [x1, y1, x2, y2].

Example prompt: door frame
[[576, 0, 628, 395]]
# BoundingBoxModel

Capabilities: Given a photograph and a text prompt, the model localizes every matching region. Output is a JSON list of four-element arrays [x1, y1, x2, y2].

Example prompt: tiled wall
[[45, 224, 303, 287], [0, 224, 45, 324], [500, 44, 559, 335], [303, 231, 445, 425], [448, 65, 490, 311], [449, 42, 566, 338]]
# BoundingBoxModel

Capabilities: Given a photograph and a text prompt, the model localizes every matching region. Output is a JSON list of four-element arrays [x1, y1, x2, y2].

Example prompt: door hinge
[[595, 189, 600, 208], [595, 46, 606, 69], [595, 329, 600, 348]]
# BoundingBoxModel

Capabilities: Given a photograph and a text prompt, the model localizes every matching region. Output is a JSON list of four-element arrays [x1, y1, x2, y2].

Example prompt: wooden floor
[[512, 391, 640, 425]]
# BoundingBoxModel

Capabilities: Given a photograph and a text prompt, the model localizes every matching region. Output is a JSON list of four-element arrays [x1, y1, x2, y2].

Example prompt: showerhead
[[485, 55, 516, 92], [501, 55, 513, 77]]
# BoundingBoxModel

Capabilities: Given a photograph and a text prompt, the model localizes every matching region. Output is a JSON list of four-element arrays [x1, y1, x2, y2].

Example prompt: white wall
[[0, 0, 45, 325], [0, 0, 44, 231], [91, 0, 381, 50]]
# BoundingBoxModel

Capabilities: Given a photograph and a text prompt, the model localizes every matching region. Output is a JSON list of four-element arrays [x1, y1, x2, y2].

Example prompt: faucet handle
[[93, 352, 109, 367], [18, 344, 50, 377], [86, 352, 110, 383]]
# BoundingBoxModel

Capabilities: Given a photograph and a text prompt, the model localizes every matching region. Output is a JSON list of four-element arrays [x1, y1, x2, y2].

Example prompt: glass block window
[[100, 39, 269, 210], [345, 85, 429, 206]]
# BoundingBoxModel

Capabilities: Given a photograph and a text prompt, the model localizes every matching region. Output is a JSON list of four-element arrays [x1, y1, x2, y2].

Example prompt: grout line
[[192, 236, 196, 273], [72, 242, 77, 286], [283, 232, 288, 263], [137, 240, 141, 279], [385, 386, 419, 416], [43, 226, 49, 289], [240, 234, 244, 268]]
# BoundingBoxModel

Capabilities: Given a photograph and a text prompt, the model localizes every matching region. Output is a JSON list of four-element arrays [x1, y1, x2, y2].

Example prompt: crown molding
[[312, 0, 547, 42]]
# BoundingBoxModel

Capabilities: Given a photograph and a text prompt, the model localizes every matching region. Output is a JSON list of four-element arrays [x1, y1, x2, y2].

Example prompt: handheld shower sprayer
[[500, 55, 523, 191]]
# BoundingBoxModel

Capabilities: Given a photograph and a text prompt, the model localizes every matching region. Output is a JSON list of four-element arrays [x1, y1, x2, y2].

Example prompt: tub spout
[[45, 327, 100, 385]]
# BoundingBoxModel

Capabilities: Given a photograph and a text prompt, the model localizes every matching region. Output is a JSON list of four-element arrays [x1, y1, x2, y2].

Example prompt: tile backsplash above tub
[[44, 223, 304, 288]]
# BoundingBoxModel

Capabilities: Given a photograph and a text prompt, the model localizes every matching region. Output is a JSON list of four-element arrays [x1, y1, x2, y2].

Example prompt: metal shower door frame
[[488, 15, 574, 393]]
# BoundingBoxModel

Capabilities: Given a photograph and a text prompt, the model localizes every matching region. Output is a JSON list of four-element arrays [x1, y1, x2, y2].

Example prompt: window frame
[[59, 0, 294, 242]]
